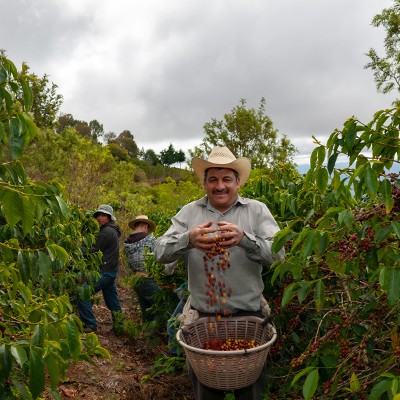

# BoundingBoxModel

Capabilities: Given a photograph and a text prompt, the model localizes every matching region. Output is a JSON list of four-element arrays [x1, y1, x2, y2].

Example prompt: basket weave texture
[[177, 316, 277, 391]]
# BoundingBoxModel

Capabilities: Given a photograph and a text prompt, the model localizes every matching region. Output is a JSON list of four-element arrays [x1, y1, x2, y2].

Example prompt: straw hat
[[128, 215, 156, 232], [191, 146, 251, 186], [93, 204, 116, 221]]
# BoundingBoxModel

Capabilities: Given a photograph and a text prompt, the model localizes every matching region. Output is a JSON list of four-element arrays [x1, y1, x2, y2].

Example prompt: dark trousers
[[134, 277, 161, 322], [78, 271, 122, 329]]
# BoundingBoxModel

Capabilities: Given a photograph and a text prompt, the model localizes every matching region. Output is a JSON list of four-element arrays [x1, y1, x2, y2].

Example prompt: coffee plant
[[0, 54, 109, 399], [246, 109, 400, 399]]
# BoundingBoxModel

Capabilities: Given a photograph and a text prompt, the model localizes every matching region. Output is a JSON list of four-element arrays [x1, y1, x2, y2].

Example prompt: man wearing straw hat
[[155, 146, 285, 399], [124, 215, 161, 322]]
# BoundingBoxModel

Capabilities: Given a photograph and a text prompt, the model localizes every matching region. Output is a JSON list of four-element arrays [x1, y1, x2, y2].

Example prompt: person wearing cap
[[78, 204, 123, 334], [124, 215, 162, 322], [154, 146, 285, 400]]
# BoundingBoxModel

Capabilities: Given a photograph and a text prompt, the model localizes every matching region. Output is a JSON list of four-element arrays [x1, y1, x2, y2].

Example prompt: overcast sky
[[1, 0, 396, 165]]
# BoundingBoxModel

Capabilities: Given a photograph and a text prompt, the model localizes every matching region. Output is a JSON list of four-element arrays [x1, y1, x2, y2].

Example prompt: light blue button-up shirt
[[155, 195, 285, 314]]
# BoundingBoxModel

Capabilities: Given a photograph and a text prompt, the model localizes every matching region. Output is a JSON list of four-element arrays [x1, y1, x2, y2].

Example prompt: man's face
[[204, 168, 240, 212], [96, 212, 110, 226]]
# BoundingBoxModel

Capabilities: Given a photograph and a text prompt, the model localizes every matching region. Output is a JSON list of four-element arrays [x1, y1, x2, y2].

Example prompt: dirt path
[[51, 286, 195, 400]]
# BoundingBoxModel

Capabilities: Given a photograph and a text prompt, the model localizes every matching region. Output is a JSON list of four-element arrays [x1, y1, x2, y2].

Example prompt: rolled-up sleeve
[[237, 201, 285, 265]]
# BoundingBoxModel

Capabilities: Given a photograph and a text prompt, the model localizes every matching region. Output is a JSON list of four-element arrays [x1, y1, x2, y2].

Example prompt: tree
[[89, 119, 104, 142], [160, 143, 185, 166], [57, 112, 77, 132], [142, 148, 160, 165], [365, 0, 400, 99], [115, 130, 139, 158], [28, 73, 63, 129], [189, 98, 297, 170]]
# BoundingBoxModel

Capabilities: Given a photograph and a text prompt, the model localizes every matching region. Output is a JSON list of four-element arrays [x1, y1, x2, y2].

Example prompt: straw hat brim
[[191, 157, 251, 186], [128, 217, 156, 232]]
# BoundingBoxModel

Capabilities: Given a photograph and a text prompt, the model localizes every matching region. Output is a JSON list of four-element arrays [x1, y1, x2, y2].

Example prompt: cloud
[[1, 0, 396, 165]]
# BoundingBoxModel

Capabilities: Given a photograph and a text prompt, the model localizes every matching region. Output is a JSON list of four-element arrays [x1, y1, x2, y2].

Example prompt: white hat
[[93, 204, 116, 221], [191, 146, 251, 186]]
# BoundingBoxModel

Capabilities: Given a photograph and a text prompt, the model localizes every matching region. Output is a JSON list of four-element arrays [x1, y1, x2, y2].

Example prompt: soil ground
[[48, 285, 195, 400]]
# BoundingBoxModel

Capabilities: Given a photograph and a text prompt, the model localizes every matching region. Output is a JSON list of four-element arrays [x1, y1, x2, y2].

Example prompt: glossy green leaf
[[17, 251, 30, 284], [21, 194, 35, 235], [47, 243, 69, 265], [392, 221, 400, 239], [45, 353, 59, 389], [9, 117, 25, 160], [303, 368, 319, 400], [31, 325, 44, 346], [380, 178, 394, 214], [350, 372, 361, 392], [0, 344, 11, 382], [364, 167, 378, 198], [38, 251, 52, 286], [298, 281, 313, 304], [2, 189, 23, 227], [300, 230, 316, 259], [382, 268, 400, 307], [20, 77, 33, 111], [11, 345, 28, 369], [369, 379, 392, 400], [314, 279, 325, 312], [315, 167, 328, 194], [281, 282, 299, 308], [67, 320, 82, 360], [29, 348, 45, 399]]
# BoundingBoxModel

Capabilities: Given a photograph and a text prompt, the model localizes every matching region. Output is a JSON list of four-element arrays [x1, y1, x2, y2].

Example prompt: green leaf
[[369, 379, 392, 400], [392, 221, 400, 239], [20, 77, 33, 111], [365, 248, 379, 271], [380, 178, 395, 214], [21, 194, 35, 235], [47, 243, 69, 265], [374, 224, 393, 244], [38, 251, 52, 286], [31, 325, 44, 346], [291, 366, 315, 387], [67, 320, 82, 360], [317, 232, 329, 255], [303, 368, 319, 400], [17, 251, 30, 284], [298, 281, 313, 304], [45, 354, 59, 389], [272, 227, 296, 254], [281, 282, 299, 308], [382, 268, 400, 307], [344, 119, 357, 151], [338, 209, 354, 228], [0, 344, 12, 382], [11, 345, 28, 369], [350, 372, 361, 392], [29, 348, 45, 399], [2, 189, 23, 227], [314, 279, 325, 312], [9, 117, 25, 160], [364, 167, 378, 198], [327, 152, 338, 174], [315, 167, 329, 194], [300, 230, 316, 259]]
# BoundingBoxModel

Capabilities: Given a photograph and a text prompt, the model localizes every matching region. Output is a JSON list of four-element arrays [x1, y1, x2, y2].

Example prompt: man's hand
[[217, 221, 244, 248], [188, 220, 244, 253], [188, 221, 218, 253]]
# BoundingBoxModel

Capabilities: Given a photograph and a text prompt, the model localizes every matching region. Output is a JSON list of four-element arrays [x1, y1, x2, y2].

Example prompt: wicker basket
[[177, 316, 277, 391]]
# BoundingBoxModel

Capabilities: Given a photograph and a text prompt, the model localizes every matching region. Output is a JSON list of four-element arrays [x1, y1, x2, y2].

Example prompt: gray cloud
[[1, 0, 395, 164]]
